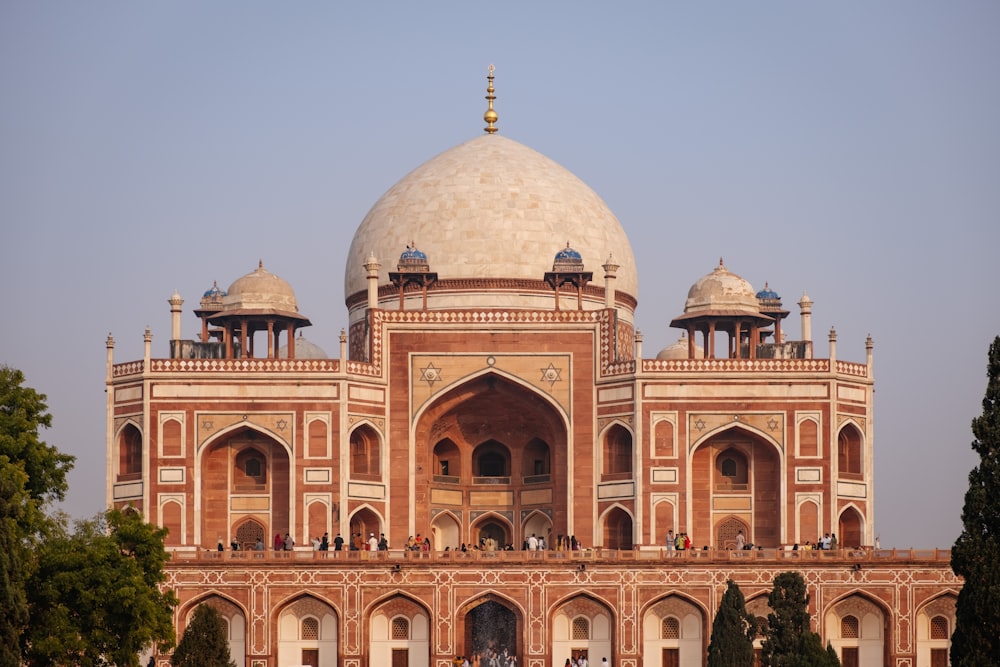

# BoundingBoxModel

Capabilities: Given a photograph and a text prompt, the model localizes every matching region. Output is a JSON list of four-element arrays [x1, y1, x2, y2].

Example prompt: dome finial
[[483, 64, 498, 134]]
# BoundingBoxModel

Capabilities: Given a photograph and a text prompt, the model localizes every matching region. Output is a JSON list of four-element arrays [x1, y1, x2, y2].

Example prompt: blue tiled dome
[[400, 245, 428, 262], [203, 281, 227, 299], [756, 283, 780, 300], [554, 244, 583, 263]]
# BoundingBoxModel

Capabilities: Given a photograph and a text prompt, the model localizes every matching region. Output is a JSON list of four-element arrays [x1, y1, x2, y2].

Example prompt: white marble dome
[[656, 334, 704, 360], [279, 333, 327, 359], [345, 134, 637, 307], [683, 260, 760, 316], [224, 262, 299, 314]]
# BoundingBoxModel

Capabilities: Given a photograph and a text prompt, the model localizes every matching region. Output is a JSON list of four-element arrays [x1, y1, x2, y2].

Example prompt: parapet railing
[[168, 546, 951, 564]]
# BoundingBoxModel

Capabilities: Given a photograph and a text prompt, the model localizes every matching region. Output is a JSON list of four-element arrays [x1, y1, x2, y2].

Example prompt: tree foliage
[[951, 336, 1000, 666], [170, 604, 236, 667], [23, 509, 177, 666], [761, 571, 839, 667], [0, 366, 76, 667], [0, 461, 30, 667], [708, 579, 758, 667], [0, 366, 74, 506]]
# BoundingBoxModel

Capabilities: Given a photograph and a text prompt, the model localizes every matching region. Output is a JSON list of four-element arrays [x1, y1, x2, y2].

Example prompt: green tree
[[24, 509, 177, 666], [761, 571, 839, 667], [0, 366, 74, 505], [170, 604, 236, 667], [951, 336, 1000, 666], [0, 366, 76, 666], [708, 579, 758, 667], [0, 461, 30, 667]]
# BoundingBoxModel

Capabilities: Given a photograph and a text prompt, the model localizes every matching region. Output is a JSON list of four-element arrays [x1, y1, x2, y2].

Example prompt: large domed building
[[107, 71, 957, 667]]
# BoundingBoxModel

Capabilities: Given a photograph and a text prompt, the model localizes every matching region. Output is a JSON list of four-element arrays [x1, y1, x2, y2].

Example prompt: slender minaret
[[169, 290, 184, 342], [143, 326, 152, 363], [798, 291, 813, 357], [365, 253, 381, 310], [339, 329, 348, 361], [829, 326, 837, 364], [603, 253, 619, 310]]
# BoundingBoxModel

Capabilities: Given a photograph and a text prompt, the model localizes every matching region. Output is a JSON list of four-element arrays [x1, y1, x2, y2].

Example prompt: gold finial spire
[[483, 64, 498, 134]]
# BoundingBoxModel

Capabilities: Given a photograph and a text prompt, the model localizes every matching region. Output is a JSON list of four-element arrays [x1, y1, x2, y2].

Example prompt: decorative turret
[[669, 259, 773, 359], [388, 243, 438, 310], [544, 242, 593, 311]]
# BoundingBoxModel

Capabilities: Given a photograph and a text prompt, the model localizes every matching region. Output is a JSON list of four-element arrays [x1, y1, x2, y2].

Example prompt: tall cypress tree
[[171, 604, 236, 667], [951, 336, 1000, 666], [708, 579, 757, 667], [761, 571, 839, 667]]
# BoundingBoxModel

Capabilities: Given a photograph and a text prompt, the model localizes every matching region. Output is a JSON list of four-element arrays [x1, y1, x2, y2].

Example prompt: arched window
[[572, 617, 590, 640], [522, 437, 551, 480], [301, 617, 319, 640], [433, 438, 460, 481], [350, 425, 381, 480], [118, 424, 142, 480], [716, 447, 748, 491], [235, 520, 265, 551], [661, 617, 680, 639], [841, 615, 859, 639], [234, 448, 266, 491], [930, 615, 949, 640], [838, 425, 863, 476], [603, 424, 633, 476], [392, 617, 410, 640], [473, 440, 510, 481]]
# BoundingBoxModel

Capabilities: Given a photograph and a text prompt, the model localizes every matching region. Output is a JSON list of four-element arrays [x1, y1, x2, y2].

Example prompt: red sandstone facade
[[106, 116, 958, 666]]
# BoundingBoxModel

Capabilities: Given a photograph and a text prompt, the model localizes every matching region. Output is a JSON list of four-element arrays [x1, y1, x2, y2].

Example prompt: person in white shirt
[[368, 533, 378, 551], [527, 533, 538, 551]]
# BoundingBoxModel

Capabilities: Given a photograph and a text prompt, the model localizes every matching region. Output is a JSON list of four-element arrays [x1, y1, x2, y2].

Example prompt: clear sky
[[2, 2, 997, 549]]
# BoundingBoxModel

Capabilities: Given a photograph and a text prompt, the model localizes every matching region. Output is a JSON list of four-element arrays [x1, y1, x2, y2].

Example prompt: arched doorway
[[462, 597, 520, 663], [839, 506, 864, 550], [370, 595, 431, 667], [691, 427, 780, 548], [415, 372, 568, 553], [472, 515, 512, 551], [602, 507, 633, 550], [200, 426, 290, 550], [349, 507, 383, 550]]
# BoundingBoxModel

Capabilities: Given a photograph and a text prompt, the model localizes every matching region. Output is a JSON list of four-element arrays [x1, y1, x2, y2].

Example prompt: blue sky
[[2, 2, 997, 548]]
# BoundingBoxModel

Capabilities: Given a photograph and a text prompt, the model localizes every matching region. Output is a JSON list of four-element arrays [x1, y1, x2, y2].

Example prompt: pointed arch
[[198, 420, 292, 455], [915, 592, 957, 667], [349, 422, 382, 481], [599, 421, 634, 478], [196, 424, 293, 549], [837, 420, 865, 477], [348, 504, 385, 547], [690, 424, 783, 548], [457, 590, 526, 663], [471, 511, 514, 551], [368, 592, 433, 667], [598, 503, 634, 550], [276, 593, 339, 667], [521, 509, 553, 550], [551, 592, 616, 665], [640, 592, 709, 667], [116, 421, 143, 481], [412, 367, 571, 430], [178, 592, 248, 667], [838, 504, 866, 550], [690, 421, 782, 454], [430, 510, 462, 552], [824, 591, 890, 667]]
